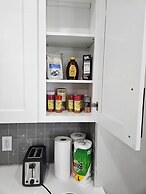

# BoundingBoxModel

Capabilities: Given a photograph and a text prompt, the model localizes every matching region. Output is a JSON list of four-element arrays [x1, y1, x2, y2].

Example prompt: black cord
[[42, 184, 52, 194]]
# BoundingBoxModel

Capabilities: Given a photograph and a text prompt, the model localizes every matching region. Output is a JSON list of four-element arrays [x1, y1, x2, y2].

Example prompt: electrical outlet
[[2, 136, 12, 151]]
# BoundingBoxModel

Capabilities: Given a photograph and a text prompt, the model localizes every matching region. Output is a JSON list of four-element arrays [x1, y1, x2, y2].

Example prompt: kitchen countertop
[[0, 164, 105, 194]]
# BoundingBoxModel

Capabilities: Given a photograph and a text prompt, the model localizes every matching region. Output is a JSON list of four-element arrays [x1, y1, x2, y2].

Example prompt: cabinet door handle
[[141, 88, 145, 138]]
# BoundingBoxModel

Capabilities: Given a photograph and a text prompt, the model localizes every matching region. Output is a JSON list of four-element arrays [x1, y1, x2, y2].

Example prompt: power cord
[[42, 184, 53, 194]]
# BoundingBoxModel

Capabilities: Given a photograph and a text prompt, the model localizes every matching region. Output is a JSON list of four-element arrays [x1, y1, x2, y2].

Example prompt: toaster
[[22, 145, 46, 186]]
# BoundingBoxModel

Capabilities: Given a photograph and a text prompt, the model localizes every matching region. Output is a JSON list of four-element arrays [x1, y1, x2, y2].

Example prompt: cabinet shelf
[[47, 0, 92, 8], [46, 110, 96, 122], [46, 79, 93, 84], [46, 33, 94, 48], [47, 0, 92, 4]]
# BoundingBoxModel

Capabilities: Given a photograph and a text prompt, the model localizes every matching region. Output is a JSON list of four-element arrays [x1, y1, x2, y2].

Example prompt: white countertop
[[0, 164, 105, 194]]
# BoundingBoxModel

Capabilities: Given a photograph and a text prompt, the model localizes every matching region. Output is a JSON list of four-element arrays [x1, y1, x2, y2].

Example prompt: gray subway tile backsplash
[[45, 123, 54, 138], [0, 122, 95, 165], [0, 124, 9, 138]]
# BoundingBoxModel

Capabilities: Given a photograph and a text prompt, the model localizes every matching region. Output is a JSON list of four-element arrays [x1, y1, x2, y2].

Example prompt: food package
[[46, 53, 63, 80]]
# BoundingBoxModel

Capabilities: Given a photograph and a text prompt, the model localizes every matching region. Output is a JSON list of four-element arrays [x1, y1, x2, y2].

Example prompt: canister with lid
[[56, 88, 67, 110]]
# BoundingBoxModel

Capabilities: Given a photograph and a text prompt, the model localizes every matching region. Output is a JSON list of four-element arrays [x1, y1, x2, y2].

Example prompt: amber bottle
[[66, 57, 79, 80]]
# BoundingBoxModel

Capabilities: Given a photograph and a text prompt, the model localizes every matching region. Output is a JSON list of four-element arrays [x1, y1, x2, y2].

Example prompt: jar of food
[[68, 94, 74, 112], [74, 95, 81, 113], [84, 96, 91, 113], [56, 88, 67, 110], [55, 95, 62, 113], [66, 57, 79, 80], [47, 91, 55, 112], [79, 94, 84, 111]]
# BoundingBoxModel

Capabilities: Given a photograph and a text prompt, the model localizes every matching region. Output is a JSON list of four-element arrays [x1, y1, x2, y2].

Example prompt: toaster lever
[[29, 163, 36, 169]]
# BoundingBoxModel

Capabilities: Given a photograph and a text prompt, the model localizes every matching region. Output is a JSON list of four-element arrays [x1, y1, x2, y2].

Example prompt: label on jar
[[68, 100, 73, 111], [55, 100, 62, 111], [57, 89, 66, 102], [74, 101, 81, 112], [48, 100, 54, 111], [69, 65, 76, 77]]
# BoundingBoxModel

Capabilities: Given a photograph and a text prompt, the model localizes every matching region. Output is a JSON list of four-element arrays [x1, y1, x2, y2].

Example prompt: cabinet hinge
[[91, 102, 98, 111]]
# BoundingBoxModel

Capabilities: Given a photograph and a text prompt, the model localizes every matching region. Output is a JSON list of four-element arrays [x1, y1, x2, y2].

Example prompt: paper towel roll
[[54, 136, 72, 181], [74, 139, 92, 150], [70, 132, 86, 142], [73, 139, 92, 185]]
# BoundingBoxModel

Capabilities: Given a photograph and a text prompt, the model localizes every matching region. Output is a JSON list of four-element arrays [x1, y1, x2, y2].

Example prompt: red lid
[[48, 95, 55, 99], [56, 95, 62, 100], [74, 95, 81, 100], [78, 94, 84, 99], [68, 94, 74, 99]]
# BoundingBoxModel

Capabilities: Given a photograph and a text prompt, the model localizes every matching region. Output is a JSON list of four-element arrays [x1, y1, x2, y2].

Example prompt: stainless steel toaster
[[22, 145, 46, 186]]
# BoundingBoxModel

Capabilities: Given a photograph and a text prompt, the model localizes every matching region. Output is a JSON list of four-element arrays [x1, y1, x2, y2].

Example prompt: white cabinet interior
[[39, 0, 98, 122], [46, 0, 95, 34]]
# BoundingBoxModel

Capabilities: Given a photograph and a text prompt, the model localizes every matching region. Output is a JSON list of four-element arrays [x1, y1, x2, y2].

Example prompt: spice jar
[[79, 94, 84, 111], [84, 96, 91, 113], [68, 94, 74, 112], [55, 95, 62, 113], [47, 91, 55, 112], [56, 88, 67, 110], [74, 95, 81, 113]]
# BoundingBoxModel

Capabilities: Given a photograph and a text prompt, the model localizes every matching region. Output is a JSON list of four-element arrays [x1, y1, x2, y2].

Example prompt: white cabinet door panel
[[101, 0, 146, 150], [0, 0, 37, 123]]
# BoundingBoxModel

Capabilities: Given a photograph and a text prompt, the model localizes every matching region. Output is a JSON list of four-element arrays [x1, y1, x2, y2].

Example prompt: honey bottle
[[66, 57, 79, 80]]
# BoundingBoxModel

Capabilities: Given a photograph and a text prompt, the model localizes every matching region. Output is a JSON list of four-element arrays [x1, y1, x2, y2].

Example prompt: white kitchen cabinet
[[0, 0, 38, 123], [39, 0, 98, 123], [38, 0, 146, 151]]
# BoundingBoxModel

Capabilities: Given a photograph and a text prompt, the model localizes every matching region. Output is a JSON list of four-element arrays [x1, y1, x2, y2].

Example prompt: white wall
[[97, 89, 146, 194]]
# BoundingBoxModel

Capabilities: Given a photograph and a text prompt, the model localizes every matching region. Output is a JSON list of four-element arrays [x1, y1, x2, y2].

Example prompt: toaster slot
[[28, 148, 36, 158], [35, 148, 43, 158]]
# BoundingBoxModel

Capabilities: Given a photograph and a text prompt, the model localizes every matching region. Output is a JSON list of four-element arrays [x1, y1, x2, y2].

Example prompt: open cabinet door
[[100, 0, 146, 150]]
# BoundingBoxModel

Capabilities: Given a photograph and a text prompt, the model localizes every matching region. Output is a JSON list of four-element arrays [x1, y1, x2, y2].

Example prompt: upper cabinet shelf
[[47, 0, 92, 8], [47, 0, 92, 3], [46, 33, 94, 48], [46, 79, 93, 84]]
